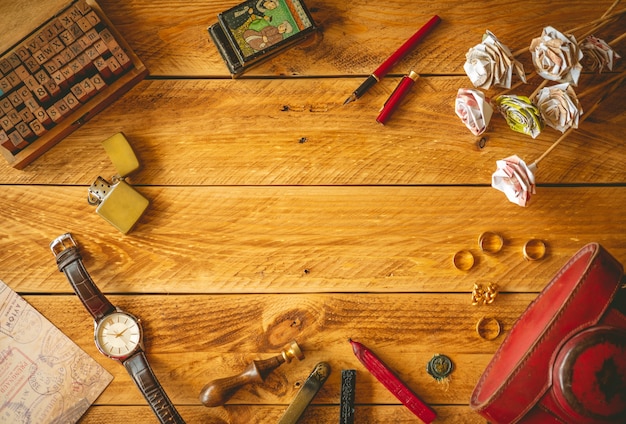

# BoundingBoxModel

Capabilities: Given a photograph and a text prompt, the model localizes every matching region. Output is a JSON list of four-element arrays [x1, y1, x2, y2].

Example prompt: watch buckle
[[49, 233, 77, 256]]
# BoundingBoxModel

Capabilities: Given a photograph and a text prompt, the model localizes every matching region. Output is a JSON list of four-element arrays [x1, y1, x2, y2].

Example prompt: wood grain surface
[[1, 0, 625, 423]]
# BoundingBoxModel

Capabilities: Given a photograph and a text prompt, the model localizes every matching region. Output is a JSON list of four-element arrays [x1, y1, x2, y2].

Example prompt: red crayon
[[349, 339, 436, 423]]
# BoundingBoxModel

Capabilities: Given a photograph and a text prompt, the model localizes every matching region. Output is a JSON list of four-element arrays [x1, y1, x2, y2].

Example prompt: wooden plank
[[81, 405, 486, 424], [23, 293, 534, 407], [0, 76, 624, 184], [95, 0, 625, 77], [3, 185, 625, 293]]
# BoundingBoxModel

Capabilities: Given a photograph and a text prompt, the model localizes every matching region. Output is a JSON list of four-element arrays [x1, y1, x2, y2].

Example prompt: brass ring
[[453, 250, 475, 271], [523, 239, 546, 261], [476, 316, 501, 340], [478, 231, 503, 254]]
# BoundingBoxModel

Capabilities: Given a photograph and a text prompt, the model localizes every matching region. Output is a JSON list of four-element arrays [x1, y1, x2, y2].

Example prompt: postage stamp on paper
[[0, 280, 112, 423]]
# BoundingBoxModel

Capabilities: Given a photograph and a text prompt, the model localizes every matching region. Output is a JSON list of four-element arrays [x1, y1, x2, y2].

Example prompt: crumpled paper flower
[[455, 88, 494, 135], [464, 31, 527, 89], [533, 83, 583, 133], [529, 26, 583, 85], [492, 155, 537, 207], [581, 35, 621, 73], [494, 95, 544, 138]]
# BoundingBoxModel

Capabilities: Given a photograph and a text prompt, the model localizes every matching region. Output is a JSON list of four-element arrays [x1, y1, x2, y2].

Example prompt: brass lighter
[[88, 133, 149, 234]]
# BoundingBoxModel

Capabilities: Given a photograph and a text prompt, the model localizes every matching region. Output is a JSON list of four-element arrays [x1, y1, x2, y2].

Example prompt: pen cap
[[376, 72, 420, 125]]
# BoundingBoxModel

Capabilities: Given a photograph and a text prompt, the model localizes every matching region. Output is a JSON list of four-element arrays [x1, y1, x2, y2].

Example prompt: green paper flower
[[494, 95, 544, 138]]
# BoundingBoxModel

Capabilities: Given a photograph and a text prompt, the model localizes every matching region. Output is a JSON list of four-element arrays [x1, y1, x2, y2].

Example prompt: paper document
[[0, 279, 112, 423]]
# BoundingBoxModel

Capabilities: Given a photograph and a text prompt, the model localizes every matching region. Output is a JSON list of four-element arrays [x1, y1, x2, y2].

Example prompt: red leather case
[[470, 243, 626, 423]]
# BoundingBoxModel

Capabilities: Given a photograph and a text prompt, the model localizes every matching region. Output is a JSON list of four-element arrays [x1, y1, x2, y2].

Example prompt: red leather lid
[[553, 326, 626, 422]]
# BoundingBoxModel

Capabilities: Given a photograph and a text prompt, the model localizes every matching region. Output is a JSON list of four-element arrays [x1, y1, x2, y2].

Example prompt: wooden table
[[1, 0, 625, 422]]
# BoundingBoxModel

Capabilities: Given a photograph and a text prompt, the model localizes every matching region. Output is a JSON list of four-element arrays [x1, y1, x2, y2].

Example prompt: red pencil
[[343, 15, 441, 105], [349, 339, 437, 423]]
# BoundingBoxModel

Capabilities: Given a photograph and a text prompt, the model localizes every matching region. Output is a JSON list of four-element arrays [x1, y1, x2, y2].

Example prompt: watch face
[[95, 311, 142, 359]]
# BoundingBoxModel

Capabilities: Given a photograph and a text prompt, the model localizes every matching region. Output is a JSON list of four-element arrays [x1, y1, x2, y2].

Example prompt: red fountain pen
[[343, 15, 441, 105], [349, 339, 437, 423]]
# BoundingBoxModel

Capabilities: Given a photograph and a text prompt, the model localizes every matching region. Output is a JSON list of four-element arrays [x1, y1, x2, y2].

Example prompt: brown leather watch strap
[[50, 233, 115, 321], [123, 351, 186, 424]]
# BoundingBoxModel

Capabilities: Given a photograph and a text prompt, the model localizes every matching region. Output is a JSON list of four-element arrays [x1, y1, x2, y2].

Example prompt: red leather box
[[471, 243, 626, 423]]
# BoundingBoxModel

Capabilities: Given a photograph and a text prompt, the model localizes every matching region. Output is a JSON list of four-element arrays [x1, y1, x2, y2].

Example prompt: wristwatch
[[50, 233, 185, 424]]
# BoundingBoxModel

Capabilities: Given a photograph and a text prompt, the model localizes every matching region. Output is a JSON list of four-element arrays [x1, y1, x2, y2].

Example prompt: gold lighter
[[88, 133, 149, 234]]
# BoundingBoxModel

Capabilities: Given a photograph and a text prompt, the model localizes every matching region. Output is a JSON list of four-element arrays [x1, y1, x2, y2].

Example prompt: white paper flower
[[494, 95, 544, 139], [492, 155, 537, 207], [529, 26, 583, 85], [533, 83, 583, 133], [464, 31, 527, 89], [581, 35, 621, 73], [455, 88, 494, 136]]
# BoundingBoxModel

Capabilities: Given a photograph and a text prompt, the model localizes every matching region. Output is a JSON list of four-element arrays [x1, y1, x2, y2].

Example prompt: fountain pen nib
[[343, 93, 357, 105]]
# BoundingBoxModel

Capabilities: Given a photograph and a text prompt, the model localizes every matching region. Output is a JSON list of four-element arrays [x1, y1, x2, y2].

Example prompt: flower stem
[[501, 26, 624, 97], [566, 7, 626, 35], [578, 69, 626, 99], [531, 127, 575, 167], [609, 31, 626, 46], [498, 72, 535, 95], [529, 80, 549, 101], [603, 0, 622, 17], [510, 7, 626, 57], [505, 5, 624, 94], [531, 72, 626, 167]]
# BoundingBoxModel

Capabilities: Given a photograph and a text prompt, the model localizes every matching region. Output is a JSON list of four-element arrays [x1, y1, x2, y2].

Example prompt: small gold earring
[[471, 283, 498, 305]]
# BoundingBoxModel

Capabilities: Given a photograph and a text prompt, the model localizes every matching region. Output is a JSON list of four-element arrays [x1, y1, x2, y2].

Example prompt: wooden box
[[209, 0, 317, 75], [0, 0, 148, 169]]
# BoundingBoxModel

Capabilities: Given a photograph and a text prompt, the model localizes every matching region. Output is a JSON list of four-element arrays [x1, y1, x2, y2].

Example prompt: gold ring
[[476, 316, 501, 340], [478, 231, 503, 254], [453, 250, 475, 271], [523, 239, 546, 261]]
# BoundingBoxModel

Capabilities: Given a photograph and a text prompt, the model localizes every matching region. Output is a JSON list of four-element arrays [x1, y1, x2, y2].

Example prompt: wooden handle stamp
[[199, 340, 304, 407]]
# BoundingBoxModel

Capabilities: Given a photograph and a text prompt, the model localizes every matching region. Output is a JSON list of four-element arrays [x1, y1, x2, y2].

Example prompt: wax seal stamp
[[340, 369, 356, 424], [427, 354, 454, 381], [278, 362, 331, 424], [199, 340, 304, 407]]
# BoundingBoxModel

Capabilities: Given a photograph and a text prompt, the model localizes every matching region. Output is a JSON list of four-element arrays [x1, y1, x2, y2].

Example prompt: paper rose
[[455, 88, 494, 135], [464, 31, 527, 89], [492, 155, 537, 207], [533, 83, 583, 133], [581, 35, 621, 73], [529, 26, 583, 85], [494, 95, 544, 138]]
